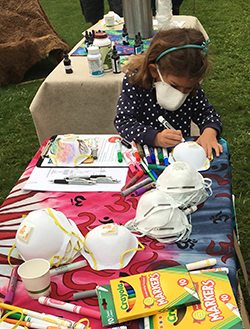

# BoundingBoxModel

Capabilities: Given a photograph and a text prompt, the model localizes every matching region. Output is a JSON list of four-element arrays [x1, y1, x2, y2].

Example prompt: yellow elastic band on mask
[[47, 207, 72, 236], [84, 237, 145, 270], [0, 309, 24, 329], [120, 240, 145, 269]]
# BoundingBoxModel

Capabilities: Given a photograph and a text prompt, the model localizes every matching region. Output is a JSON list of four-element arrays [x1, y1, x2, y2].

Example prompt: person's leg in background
[[107, 0, 123, 17], [79, 0, 104, 25], [172, 0, 184, 15]]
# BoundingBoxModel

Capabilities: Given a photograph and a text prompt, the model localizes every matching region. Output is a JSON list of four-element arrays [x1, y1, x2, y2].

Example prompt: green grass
[[0, 0, 250, 316]]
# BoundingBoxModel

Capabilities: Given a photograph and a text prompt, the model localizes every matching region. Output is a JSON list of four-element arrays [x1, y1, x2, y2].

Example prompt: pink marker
[[131, 142, 141, 162], [4, 266, 19, 305], [38, 296, 101, 320], [126, 152, 142, 172], [122, 151, 137, 175]]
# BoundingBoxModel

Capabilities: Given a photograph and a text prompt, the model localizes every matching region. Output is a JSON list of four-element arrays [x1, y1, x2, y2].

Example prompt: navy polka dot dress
[[114, 74, 222, 146]]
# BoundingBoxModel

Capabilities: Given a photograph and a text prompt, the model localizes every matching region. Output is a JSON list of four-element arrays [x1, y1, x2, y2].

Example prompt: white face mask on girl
[[154, 66, 189, 111]]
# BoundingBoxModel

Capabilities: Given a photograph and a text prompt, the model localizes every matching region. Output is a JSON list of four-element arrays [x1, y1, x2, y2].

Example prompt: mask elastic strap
[[48, 155, 58, 165], [119, 241, 145, 269], [74, 154, 92, 166], [8, 244, 17, 267], [83, 234, 98, 270], [47, 208, 72, 236]]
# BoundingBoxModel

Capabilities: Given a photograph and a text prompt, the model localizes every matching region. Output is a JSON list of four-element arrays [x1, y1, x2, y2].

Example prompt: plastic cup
[[18, 258, 51, 299], [104, 12, 115, 27]]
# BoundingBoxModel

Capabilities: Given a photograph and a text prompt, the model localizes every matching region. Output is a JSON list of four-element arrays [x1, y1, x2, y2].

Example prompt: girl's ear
[[148, 63, 159, 78]]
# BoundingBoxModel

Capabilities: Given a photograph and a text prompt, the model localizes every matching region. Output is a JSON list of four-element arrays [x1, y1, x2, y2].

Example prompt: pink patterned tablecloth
[[0, 137, 237, 329]]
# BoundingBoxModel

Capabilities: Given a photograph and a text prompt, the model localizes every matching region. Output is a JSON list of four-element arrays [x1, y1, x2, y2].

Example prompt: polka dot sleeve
[[114, 74, 161, 146], [191, 88, 223, 137]]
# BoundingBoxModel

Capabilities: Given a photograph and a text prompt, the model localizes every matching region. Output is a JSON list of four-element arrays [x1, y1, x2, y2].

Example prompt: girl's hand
[[154, 129, 183, 148], [196, 128, 223, 159]]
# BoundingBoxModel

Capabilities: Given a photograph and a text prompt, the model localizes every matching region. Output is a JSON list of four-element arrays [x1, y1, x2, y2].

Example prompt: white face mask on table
[[154, 66, 189, 111]]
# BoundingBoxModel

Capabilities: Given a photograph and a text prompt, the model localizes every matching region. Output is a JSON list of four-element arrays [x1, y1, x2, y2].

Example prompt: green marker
[[157, 147, 164, 163], [116, 139, 123, 163], [148, 164, 166, 171]]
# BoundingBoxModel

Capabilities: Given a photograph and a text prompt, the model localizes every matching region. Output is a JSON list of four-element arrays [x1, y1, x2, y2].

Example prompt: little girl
[[114, 28, 223, 160]]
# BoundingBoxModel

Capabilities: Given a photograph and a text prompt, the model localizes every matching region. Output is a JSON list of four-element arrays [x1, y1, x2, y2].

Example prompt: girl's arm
[[114, 75, 160, 146]]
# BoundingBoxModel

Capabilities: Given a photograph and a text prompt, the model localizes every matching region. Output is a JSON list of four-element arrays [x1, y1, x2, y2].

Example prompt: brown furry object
[[0, 0, 69, 86]]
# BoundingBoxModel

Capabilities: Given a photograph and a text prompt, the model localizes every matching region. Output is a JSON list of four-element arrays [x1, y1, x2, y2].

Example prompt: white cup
[[104, 11, 115, 27], [18, 258, 51, 299]]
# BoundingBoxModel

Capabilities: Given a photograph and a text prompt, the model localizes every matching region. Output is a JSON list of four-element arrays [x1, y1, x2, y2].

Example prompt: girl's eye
[[171, 84, 178, 89]]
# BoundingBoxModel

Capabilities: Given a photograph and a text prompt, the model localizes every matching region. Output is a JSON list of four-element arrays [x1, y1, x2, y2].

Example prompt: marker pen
[[122, 151, 137, 175], [148, 164, 166, 171], [127, 152, 142, 172], [157, 147, 164, 164], [190, 267, 229, 274], [149, 146, 156, 163], [0, 302, 72, 328], [5, 311, 70, 328], [121, 170, 144, 191], [50, 260, 87, 276], [154, 147, 160, 165], [115, 139, 123, 163], [91, 138, 98, 159], [158, 115, 185, 142], [121, 139, 131, 148], [162, 147, 169, 166], [143, 145, 152, 164], [133, 181, 156, 196], [185, 258, 217, 271], [131, 141, 141, 162], [73, 285, 109, 300], [3, 318, 68, 329], [4, 266, 19, 305], [136, 143, 144, 160], [39, 297, 101, 320], [140, 160, 157, 181], [121, 177, 153, 197]]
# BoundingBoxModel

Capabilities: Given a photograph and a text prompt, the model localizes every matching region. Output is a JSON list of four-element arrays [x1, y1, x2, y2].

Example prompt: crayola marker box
[[150, 271, 244, 328], [97, 265, 200, 326]]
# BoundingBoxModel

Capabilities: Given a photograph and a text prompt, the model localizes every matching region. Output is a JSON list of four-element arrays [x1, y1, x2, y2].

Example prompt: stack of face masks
[[156, 161, 212, 210], [15, 208, 85, 267], [125, 189, 192, 244], [125, 161, 212, 244]]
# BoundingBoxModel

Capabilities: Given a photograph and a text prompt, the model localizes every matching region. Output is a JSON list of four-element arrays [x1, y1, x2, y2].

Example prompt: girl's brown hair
[[124, 28, 210, 91]]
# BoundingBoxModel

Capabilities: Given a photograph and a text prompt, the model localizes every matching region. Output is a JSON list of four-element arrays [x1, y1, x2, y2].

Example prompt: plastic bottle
[[63, 50, 73, 74], [87, 45, 104, 77], [122, 24, 129, 45], [111, 45, 121, 74], [93, 32, 112, 71]]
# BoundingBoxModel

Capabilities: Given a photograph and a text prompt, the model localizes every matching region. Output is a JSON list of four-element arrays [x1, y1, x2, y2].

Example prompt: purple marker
[[4, 266, 19, 304], [143, 145, 152, 164], [134, 181, 156, 196]]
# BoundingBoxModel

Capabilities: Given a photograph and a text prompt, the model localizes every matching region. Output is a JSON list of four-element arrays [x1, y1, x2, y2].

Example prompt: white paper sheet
[[23, 166, 128, 192]]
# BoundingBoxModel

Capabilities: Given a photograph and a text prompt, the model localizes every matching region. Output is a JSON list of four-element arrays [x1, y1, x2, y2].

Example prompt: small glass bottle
[[63, 50, 73, 74], [134, 35, 142, 55], [122, 24, 129, 45], [111, 45, 121, 74], [87, 45, 104, 77]]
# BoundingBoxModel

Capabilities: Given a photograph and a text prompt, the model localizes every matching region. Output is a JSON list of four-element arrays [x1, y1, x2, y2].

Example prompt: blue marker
[[149, 146, 156, 163], [150, 169, 158, 180], [162, 148, 169, 166]]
